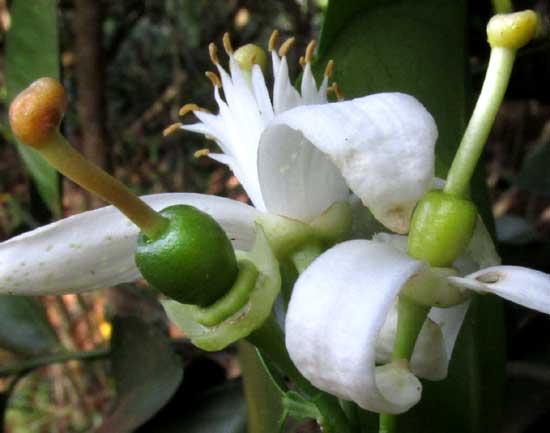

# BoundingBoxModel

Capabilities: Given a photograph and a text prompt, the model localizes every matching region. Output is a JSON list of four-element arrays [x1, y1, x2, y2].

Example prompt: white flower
[[0, 34, 437, 295], [180, 34, 437, 231], [285, 221, 550, 414]]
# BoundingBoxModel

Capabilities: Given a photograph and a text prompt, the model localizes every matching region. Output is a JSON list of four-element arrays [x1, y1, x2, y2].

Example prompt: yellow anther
[[223, 32, 234, 54], [324, 59, 335, 78], [299, 56, 306, 68], [305, 40, 317, 63], [194, 148, 211, 158], [209, 42, 220, 65], [278, 37, 295, 57], [179, 103, 210, 117], [327, 82, 344, 101], [205, 71, 222, 88], [268, 30, 279, 52], [163, 123, 183, 137]]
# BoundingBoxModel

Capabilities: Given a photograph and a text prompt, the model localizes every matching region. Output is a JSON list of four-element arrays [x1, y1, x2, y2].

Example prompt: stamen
[[324, 59, 335, 78], [209, 42, 220, 65], [194, 148, 211, 158], [205, 71, 222, 88], [327, 82, 344, 101], [222, 32, 234, 55], [9, 77, 168, 240], [299, 56, 306, 68], [305, 40, 317, 63], [179, 103, 210, 117], [163, 122, 183, 137], [268, 30, 279, 52], [278, 37, 295, 57]]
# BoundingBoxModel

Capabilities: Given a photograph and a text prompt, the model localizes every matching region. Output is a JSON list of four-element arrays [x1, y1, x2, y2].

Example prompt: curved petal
[[257, 123, 350, 221], [258, 93, 437, 233], [0, 193, 260, 295], [449, 266, 550, 314], [285, 240, 425, 414]]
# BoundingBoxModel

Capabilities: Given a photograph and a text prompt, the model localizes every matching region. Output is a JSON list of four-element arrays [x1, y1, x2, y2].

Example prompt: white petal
[[285, 240, 425, 413], [273, 56, 301, 114], [449, 266, 550, 314], [300, 63, 320, 105], [257, 122, 349, 221], [0, 194, 260, 295], [259, 93, 437, 233], [376, 305, 449, 381]]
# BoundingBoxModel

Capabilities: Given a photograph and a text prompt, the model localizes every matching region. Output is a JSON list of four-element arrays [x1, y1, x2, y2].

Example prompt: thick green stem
[[290, 240, 324, 274], [379, 413, 397, 433], [444, 47, 516, 198], [492, 0, 513, 14], [238, 340, 282, 433], [247, 315, 353, 433], [392, 297, 430, 361], [379, 298, 429, 432]]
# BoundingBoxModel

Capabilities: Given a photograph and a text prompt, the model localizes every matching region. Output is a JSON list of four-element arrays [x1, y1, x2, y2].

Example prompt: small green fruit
[[408, 191, 477, 267], [135, 205, 238, 307]]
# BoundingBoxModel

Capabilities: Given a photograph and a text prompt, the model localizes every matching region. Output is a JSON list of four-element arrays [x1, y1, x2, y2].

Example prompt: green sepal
[[189, 259, 259, 327], [162, 225, 280, 351], [256, 201, 352, 260], [408, 191, 478, 267]]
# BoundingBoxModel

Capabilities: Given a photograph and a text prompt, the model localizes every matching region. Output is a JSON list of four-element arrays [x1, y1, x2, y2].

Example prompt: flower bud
[[234, 44, 268, 73], [9, 77, 67, 148], [487, 10, 538, 50], [135, 205, 238, 307], [408, 191, 477, 267]]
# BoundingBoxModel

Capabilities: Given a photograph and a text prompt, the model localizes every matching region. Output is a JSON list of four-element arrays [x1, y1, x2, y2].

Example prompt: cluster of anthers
[[163, 31, 342, 203]]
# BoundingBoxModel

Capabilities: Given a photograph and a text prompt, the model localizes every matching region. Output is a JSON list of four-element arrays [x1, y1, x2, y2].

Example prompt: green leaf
[[144, 381, 247, 433], [97, 316, 183, 433], [0, 296, 59, 356], [5, 0, 61, 218], [316, 1, 505, 432]]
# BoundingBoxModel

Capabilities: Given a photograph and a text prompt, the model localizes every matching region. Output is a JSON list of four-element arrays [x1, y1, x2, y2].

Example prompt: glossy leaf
[[5, 0, 61, 218], [0, 296, 59, 356], [97, 316, 183, 433], [316, 1, 504, 432]]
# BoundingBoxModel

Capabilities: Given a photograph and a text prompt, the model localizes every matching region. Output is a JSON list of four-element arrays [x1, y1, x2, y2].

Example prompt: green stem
[[492, 0, 513, 14], [444, 47, 516, 198], [238, 340, 282, 433], [0, 348, 109, 377], [379, 298, 429, 433], [248, 315, 353, 433], [392, 297, 430, 361], [290, 240, 324, 274], [379, 413, 397, 433]]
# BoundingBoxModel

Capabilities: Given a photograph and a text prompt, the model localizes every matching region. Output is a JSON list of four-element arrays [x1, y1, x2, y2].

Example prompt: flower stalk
[[444, 10, 537, 199], [381, 10, 538, 433]]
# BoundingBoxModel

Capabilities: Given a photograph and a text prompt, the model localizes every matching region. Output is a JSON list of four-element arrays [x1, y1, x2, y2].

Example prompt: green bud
[[408, 191, 477, 267], [234, 43, 268, 73], [135, 205, 238, 307]]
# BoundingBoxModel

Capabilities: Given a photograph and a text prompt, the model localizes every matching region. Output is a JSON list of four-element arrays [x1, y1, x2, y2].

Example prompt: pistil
[[9, 77, 168, 240]]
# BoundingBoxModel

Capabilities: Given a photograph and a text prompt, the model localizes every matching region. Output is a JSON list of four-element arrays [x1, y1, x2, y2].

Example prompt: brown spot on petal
[[476, 271, 501, 284]]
